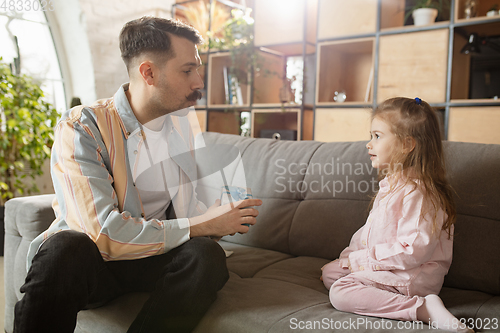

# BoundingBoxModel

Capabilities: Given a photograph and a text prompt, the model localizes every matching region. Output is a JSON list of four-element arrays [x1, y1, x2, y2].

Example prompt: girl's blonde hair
[[372, 97, 456, 236]]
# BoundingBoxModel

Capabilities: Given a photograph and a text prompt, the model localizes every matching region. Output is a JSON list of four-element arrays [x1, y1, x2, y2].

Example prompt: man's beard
[[186, 90, 203, 102]]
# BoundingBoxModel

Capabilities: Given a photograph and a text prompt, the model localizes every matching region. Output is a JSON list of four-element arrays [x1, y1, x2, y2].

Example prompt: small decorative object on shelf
[[279, 78, 295, 104], [404, 0, 450, 26], [334, 91, 347, 103], [412, 7, 438, 25], [464, 0, 478, 19], [486, 4, 499, 16], [223, 66, 243, 106], [260, 129, 297, 141]]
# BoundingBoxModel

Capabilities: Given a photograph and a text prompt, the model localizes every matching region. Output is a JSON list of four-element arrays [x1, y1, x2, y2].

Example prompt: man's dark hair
[[119, 16, 203, 71]]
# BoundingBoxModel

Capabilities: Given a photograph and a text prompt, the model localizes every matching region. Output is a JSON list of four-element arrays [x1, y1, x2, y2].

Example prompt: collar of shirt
[[113, 83, 141, 137]]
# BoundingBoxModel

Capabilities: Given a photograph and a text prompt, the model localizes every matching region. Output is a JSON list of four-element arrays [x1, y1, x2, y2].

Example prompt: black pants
[[14, 231, 229, 333]]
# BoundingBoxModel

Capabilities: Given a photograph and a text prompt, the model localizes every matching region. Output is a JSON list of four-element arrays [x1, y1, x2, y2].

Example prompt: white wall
[[37, 0, 175, 195], [45, 0, 96, 106], [79, 0, 174, 99], [46, 0, 175, 104]]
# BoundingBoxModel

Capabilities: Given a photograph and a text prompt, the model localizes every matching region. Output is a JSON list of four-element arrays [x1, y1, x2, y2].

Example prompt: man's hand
[[189, 198, 262, 238]]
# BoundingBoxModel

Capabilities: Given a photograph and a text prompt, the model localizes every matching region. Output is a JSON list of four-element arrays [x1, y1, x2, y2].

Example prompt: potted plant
[[0, 59, 59, 244], [487, 4, 499, 16], [405, 0, 450, 26], [209, 8, 257, 101]]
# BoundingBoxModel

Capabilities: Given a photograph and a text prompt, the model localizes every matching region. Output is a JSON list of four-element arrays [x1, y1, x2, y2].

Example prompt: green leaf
[[0, 59, 59, 200]]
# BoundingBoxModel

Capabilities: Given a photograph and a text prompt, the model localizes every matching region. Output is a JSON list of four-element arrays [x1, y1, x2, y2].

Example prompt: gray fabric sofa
[[4, 132, 500, 333]]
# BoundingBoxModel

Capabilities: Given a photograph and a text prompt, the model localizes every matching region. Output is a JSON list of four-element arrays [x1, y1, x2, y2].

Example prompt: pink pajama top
[[338, 176, 454, 297]]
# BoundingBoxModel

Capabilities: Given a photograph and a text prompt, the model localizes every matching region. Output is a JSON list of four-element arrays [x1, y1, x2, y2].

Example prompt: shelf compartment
[[450, 32, 472, 100], [455, 0, 500, 21], [380, 0, 405, 30], [254, 0, 317, 52], [377, 29, 449, 104], [452, 22, 500, 101], [316, 38, 375, 105], [253, 50, 286, 105], [251, 108, 303, 140], [448, 107, 500, 144], [207, 52, 251, 107], [380, 0, 451, 30], [207, 110, 244, 135], [317, 0, 377, 40], [455, 20, 500, 35], [314, 108, 371, 142]]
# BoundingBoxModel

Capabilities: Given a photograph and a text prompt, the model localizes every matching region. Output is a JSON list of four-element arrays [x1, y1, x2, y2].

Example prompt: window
[[0, 3, 66, 111]]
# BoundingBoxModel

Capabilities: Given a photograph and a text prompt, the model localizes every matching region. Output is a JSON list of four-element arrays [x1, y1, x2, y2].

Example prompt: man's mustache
[[186, 90, 203, 102]]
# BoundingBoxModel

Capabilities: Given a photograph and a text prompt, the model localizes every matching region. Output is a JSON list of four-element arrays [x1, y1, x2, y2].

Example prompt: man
[[14, 17, 262, 333]]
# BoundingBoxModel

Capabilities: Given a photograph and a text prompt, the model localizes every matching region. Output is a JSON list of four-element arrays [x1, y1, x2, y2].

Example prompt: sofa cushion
[[442, 142, 500, 296], [217, 137, 377, 258], [75, 293, 149, 333], [288, 199, 370, 260], [199, 133, 500, 298], [444, 214, 500, 295], [253, 256, 330, 295], [4, 194, 55, 240], [4, 194, 56, 333], [223, 199, 301, 254], [444, 142, 500, 221], [192, 242, 497, 333], [72, 242, 500, 333], [220, 242, 294, 278]]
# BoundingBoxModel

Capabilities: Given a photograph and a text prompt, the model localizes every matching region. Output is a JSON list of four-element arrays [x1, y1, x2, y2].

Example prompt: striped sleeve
[[51, 111, 189, 261]]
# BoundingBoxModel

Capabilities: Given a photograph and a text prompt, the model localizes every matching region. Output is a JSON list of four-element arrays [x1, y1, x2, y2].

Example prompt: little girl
[[321, 97, 472, 333]]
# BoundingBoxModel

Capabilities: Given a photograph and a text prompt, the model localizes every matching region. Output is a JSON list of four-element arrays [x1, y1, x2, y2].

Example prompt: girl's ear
[[403, 137, 416, 153]]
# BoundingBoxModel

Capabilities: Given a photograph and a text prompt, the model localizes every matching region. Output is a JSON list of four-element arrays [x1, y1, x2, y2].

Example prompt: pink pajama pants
[[322, 260, 425, 321]]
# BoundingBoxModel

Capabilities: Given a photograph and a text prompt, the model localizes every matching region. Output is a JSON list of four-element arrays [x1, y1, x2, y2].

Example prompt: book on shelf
[[223, 66, 243, 105], [232, 76, 243, 106], [223, 66, 232, 105]]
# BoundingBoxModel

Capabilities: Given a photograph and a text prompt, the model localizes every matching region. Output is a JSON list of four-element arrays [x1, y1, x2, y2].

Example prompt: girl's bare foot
[[417, 294, 474, 333]]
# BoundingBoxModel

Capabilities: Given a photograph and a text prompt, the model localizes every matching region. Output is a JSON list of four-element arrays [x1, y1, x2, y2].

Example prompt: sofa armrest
[[4, 194, 56, 333]]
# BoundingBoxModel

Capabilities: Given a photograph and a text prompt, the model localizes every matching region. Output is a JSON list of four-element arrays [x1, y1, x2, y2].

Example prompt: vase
[[486, 10, 497, 16], [412, 8, 438, 26], [465, 0, 478, 19]]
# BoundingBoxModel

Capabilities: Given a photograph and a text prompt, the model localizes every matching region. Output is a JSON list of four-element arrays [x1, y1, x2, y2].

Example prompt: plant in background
[[0, 59, 59, 205], [209, 8, 280, 105], [209, 8, 257, 87], [404, 0, 451, 24], [182, 1, 230, 51]]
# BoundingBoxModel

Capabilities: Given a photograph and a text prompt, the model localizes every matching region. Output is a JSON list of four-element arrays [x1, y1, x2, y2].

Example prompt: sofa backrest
[[199, 132, 500, 296]]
